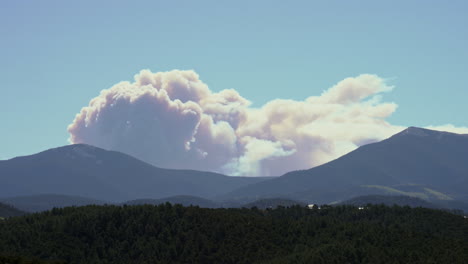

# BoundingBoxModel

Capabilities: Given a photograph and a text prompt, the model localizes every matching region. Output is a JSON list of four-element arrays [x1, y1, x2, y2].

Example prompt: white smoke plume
[[68, 70, 467, 176]]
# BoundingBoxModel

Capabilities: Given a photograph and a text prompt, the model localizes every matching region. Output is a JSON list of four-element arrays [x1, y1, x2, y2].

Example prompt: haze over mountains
[[0, 202, 25, 217], [225, 127, 468, 204], [0, 194, 108, 213], [1, 127, 467, 212]]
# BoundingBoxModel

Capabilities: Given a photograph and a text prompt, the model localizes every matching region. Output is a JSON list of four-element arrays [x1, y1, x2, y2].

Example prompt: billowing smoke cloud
[[68, 70, 467, 176]]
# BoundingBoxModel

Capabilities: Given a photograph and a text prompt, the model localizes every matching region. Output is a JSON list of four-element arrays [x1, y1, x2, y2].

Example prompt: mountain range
[[1, 127, 467, 212], [0, 145, 270, 202], [224, 127, 468, 205]]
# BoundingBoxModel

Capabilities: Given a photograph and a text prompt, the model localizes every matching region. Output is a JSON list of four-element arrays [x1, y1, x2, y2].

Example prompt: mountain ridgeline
[[1, 127, 468, 263], [224, 127, 468, 205], [0, 145, 271, 202], [0, 127, 467, 211]]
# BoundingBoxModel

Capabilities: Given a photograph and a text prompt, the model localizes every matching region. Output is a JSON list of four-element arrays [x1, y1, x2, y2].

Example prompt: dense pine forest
[[0, 204, 467, 264]]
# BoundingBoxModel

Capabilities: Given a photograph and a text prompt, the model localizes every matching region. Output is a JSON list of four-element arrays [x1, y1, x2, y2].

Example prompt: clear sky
[[1, 0, 468, 163]]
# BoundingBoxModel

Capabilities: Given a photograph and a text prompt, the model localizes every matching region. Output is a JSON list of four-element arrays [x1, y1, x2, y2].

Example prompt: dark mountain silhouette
[[0, 202, 26, 217], [123, 195, 220, 208], [225, 127, 468, 204], [0, 194, 109, 213], [0, 144, 271, 202]]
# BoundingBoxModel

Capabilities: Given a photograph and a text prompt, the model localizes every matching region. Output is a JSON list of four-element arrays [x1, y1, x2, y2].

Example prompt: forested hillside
[[241, 198, 306, 209], [0, 204, 466, 264], [0, 202, 25, 218], [123, 195, 220, 208], [0, 194, 108, 213], [339, 195, 438, 208]]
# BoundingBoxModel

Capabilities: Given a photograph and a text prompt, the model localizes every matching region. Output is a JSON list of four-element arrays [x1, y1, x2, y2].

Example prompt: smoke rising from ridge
[[68, 70, 468, 176]]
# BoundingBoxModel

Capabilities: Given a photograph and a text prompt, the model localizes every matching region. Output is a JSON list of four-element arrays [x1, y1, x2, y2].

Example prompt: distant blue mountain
[[2, 127, 467, 213], [0, 144, 271, 202]]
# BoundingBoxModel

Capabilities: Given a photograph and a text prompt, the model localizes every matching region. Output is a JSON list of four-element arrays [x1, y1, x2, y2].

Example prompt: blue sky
[[1, 0, 468, 160]]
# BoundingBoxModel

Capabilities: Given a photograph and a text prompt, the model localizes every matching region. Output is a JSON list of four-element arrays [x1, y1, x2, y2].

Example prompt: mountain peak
[[392, 126, 459, 139], [226, 125, 468, 203], [47, 143, 103, 153], [70, 144, 99, 159], [47, 143, 104, 160], [400, 127, 434, 136]]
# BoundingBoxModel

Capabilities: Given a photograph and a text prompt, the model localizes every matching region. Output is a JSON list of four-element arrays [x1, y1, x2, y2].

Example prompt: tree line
[[0, 203, 466, 263]]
